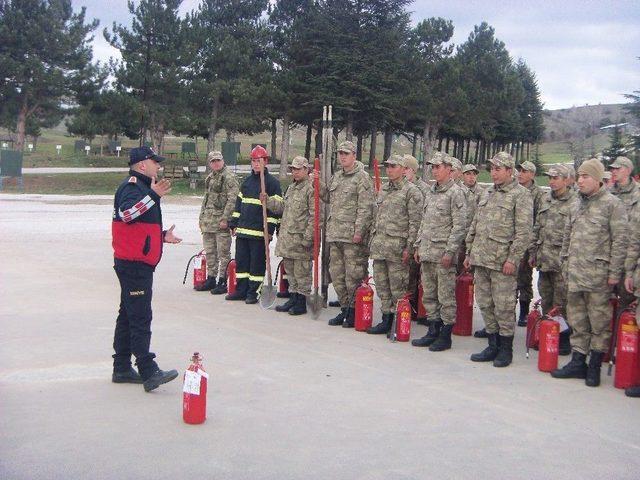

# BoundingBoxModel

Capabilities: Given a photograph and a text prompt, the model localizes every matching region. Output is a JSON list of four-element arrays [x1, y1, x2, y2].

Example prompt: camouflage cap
[[449, 157, 462, 171], [577, 158, 605, 182], [207, 150, 223, 161], [404, 154, 419, 171], [289, 156, 309, 169], [488, 151, 515, 169], [384, 154, 406, 167], [428, 151, 452, 166], [462, 164, 479, 174], [518, 160, 537, 174], [337, 140, 356, 153], [610, 156, 633, 170], [545, 164, 570, 178]]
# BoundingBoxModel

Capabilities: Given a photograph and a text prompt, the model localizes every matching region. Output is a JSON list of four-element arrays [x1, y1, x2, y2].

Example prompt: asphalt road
[[0, 193, 638, 480]]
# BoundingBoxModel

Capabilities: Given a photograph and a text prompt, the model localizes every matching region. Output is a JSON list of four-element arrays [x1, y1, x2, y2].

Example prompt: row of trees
[[2, 0, 545, 176]]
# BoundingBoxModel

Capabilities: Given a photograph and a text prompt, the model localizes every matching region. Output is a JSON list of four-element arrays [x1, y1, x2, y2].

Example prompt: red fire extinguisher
[[226, 259, 237, 295], [453, 271, 474, 336], [354, 277, 374, 332], [182, 250, 207, 289], [394, 295, 412, 342], [525, 300, 543, 352], [183, 352, 208, 425], [416, 282, 427, 323], [538, 320, 560, 372], [276, 260, 290, 298], [614, 308, 640, 389]]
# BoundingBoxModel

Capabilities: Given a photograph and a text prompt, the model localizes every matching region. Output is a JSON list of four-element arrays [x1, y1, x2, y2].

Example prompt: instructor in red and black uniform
[[111, 146, 182, 392]]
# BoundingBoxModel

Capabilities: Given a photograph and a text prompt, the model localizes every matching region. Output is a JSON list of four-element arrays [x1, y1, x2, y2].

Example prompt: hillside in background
[[543, 103, 635, 143]]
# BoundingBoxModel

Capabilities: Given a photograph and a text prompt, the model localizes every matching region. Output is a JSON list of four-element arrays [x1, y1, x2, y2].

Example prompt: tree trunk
[[305, 122, 312, 160], [474, 140, 480, 164], [100, 134, 104, 156], [345, 113, 353, 141], [207, 96, 219, 152], [356, 134, 363, 162], [445, 136, 450, 153], [437, 136, 443, 152], [279, 111, 291, 180], [226, 131, 234, 143], [383, 127, 393, 161], [465, 139, 471, 162], [369, 127, 377, 168], [271, 118, 278, 162], [16, 99, 29, 151]]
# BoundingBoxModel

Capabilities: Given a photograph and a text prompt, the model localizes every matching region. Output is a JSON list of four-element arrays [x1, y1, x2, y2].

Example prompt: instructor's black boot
[[517, 300, 529, 327], [559, 328, 571, 356], [143, 368, 179, 392], [550, 351, 587, 379], [328, 308, 347, 326], [289, 294, 307, 316], [211, 279, 227, 295], [625, 385, 640, 397], [367, 313, 393, 335], [328, 300, 341, 308], [195, 276, 216, 291], [470, 333, 499, 362], [474, 327, 488, 338], [493, 335, 514, 367], [245, 281, 260, 304], [585, 351, 604, 387], [276, 293, 297, 312], [411, 320, 442, 347], [342, 307, 355, 328], [429, 323, 453, 352], [112, 367, 143, 384]]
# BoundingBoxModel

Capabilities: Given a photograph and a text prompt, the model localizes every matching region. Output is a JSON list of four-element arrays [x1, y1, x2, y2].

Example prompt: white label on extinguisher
[[183, 370, 201, 395], [194, 257, 203, 269]]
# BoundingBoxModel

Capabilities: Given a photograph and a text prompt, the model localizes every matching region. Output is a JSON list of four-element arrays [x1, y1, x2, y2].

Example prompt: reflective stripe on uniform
[[249, 275, 264, 282], [236, 227, 263, 237], [267, 217, 279, 224], [242, 197, 262, 206], [235, 272, 250, 279], [119, 195, 155, 223], [272, 194, 283, 202], [232, 212, 241, 218]]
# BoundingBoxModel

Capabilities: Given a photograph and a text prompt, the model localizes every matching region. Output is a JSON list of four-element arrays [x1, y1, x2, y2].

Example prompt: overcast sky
[[85, 0, 639, 110]]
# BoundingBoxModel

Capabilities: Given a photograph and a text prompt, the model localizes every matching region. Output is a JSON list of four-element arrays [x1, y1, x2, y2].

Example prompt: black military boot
[[411, 320, 442, 347], [276, 293, 297, 312], [143, 368, 179, 392], [367, 313, 393, 335], [429, 323, 453, 352], [328, 300, 341, 308], [328, 308, 347, 326], [474, 327, 488, 338], [585, 351, 604, 387], [195, 276, 216, 291], [112, 367, 143, 384], [245, 282, 260, 304], [517, 300, 529, 327], [225, 279, 247, 301], [289, 294, 307, 316], [211, 279, 227, 295], [559, 328, 571, 356], [550, 351, 587, 379], [493, 335, 514, 367], [342, 307, 355, 328], [470, 333, 499, 362]]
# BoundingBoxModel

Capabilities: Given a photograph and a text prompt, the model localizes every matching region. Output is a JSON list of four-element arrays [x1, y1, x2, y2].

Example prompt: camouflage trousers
[[202, 231, 232, 278], [516, 252, 533, 304], [421, 261, 457, 325], [373, 260, 409, 314], [538, 270, 567, 315], [474, 266, 517, 337], [329, 242, 369, 307], [282, 257, 312, 297], [566, 290, 613, 354]]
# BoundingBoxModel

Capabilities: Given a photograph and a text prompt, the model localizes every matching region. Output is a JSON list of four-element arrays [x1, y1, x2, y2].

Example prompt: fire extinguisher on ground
[[393, 294, 412, 342], [226, 259, 237, 295], [613, 306, 640, 389], [354, 277, 374, 332], [183, 352, 208, 425], [538, 319, 560, 372], [525, 300, 544, 354], [183, 250, 207, 289], [453, 271, 474, 336], [276, 260, 290, 298]]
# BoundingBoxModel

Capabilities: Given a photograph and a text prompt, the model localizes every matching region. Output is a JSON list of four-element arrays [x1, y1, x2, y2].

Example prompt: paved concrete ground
[[1, 193, 639, 480]]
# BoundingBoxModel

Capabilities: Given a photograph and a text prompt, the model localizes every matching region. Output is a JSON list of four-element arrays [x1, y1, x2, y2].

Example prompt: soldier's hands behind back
[[152, 178, 172, 197]]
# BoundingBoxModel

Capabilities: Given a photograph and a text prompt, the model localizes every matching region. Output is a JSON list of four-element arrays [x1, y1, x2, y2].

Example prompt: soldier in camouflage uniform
[[319, 141, 376, 327], [515, 161, 545, 326], [367, 155, 422, 335], [404, 154, 429, 321], [411, 153, 467, 351], [197, 151, 239, 293], [623, 205, 640, 397], [609, 156, 640, 310], [265, 156, 315, 316], [551, 158, 628, 387], [529, 165, 578, 355], [464, 152, 532, 368]]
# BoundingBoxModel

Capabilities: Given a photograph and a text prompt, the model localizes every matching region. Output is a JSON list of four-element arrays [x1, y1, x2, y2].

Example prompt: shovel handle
[[313, 157, 320, 290], [259, 158, 272, 286]]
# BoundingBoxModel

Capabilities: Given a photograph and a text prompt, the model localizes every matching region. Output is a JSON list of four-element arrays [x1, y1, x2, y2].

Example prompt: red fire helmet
[[250, 145, 269, 160]]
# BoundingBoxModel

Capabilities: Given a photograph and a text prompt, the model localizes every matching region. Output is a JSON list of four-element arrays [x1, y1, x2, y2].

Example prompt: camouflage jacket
[[320, 161, 375, 244], [410, 177, 430, 205], [610, 179, 640, 216], [561, 187, 629, 292], [268, 176, 315, 259], [625, 206, 640, 295], [415, 179, 467, 263], [199, 166, 239, 233], [466, 179, 533, 271], [369, 177, 422, 261], [523, 180, 545, 220], [530, 188, 578, 272], [463, 183, 487, 233]]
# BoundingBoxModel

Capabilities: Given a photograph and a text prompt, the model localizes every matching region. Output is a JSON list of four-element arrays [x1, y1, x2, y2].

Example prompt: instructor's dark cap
[[129, 146, 164, 165]]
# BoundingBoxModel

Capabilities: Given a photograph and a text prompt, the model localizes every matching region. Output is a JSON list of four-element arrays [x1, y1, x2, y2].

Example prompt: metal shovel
[[258, 158, 276, 309], [308, 157, 323, 318]]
